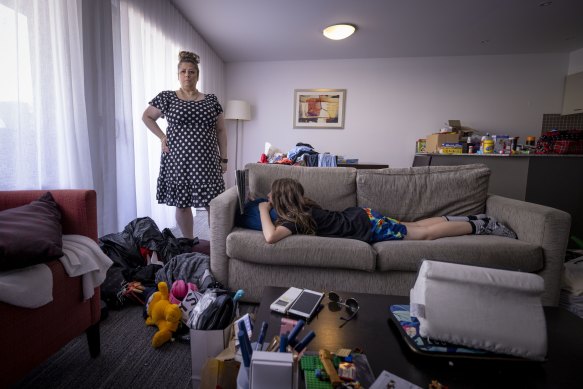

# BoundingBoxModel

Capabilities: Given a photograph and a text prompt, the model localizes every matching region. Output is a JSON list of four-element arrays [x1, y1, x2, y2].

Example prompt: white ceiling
[[171, 0, 583, 63]]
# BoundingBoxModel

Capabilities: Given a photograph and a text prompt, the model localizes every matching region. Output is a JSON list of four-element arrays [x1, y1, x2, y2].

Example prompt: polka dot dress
[[149, 91, 225, 208]]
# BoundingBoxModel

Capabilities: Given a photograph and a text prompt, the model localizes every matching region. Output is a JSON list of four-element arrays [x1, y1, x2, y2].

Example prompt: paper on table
[[369, 370, 422, 389]]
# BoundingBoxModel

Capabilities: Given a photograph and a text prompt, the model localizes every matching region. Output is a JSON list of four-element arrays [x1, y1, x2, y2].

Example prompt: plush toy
[[169, 279, 198, 305], [145, 281, 182, 348]]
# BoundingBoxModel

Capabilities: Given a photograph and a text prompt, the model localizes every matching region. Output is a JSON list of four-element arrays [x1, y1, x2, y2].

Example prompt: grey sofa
[[210, 163, 571, 306]]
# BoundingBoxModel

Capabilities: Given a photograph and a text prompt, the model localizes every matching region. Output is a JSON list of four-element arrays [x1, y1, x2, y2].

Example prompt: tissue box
[[425, 133, 460, 153], [249, 351, 296, 389], [410, 260, 547, 360]]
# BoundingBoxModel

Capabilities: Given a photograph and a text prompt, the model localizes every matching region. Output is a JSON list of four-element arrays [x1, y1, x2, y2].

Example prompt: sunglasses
[[328, 291, 360, 327]]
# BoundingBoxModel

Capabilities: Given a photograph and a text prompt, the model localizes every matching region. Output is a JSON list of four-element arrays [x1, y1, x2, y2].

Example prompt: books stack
[[559, 290, 583, 319], [559, 255, 583, 319], [236, 169, 248, 215]]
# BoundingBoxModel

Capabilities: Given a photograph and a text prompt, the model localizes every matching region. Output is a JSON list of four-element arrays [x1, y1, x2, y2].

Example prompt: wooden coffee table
[[253, 286, 583, 388]]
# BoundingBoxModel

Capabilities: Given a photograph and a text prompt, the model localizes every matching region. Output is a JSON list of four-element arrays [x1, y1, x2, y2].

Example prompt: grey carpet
[[13, 211, 256, 389], [12, 305, 192, 389], [13, 302, 257, 389]]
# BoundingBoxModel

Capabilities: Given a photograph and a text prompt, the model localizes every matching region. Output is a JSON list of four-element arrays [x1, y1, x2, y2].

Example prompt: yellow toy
[[145, 281, 182, 348]]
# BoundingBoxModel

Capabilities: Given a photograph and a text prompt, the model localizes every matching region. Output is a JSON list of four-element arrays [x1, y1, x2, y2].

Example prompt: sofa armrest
[[209, 186, 239, 286], [0, 190, 97, 241], [486, 194, 571, 305]]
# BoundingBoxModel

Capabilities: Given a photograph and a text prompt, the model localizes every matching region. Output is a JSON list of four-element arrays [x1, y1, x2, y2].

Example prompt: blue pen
[[255, 321, 268, 351], [238, 329, 251, 367], [286, 319, 305, 347], [238, 319, 247, 333], [242, 325, 254, 359], [294, 330, 315, 353], [279, 333, 288, 352]]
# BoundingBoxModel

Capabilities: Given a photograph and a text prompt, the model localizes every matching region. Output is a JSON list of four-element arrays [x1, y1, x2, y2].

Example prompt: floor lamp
[[225, 100, 251, 170]]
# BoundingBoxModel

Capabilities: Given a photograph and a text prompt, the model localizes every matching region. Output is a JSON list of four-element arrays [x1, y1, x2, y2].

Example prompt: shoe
[[479, 218, 518, 239]]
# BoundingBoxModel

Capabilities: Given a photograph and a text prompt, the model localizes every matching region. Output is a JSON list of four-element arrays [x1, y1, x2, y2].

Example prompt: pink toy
[[169, 280, 198, 305]]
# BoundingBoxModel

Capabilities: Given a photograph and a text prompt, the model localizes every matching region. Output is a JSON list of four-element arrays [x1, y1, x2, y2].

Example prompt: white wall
[[568, 48, 583, 74], [224, 53, 568, 183]]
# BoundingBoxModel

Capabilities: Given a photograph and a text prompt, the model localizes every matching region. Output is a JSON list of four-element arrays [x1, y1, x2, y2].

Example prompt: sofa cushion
[[356, 164, 490, 221], [226, 228, 376, 271], [0, 192, 63, 271], [374, 235, 543, 273], [246, 163, 357, 211]]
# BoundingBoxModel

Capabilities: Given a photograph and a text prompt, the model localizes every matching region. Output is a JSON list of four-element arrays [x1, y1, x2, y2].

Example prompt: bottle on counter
[[511, 137, 518, 151], [483, 139, 495, 154], [481, 133, 494, 154], [462, 137, 470, 153]]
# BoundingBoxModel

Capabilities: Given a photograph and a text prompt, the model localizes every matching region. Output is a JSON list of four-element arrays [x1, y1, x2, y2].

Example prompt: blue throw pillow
[[235, 198, 278, 230]]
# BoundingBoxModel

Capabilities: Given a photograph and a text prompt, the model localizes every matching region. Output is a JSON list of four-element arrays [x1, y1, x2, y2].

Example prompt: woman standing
[[142, 51, 227, 239]]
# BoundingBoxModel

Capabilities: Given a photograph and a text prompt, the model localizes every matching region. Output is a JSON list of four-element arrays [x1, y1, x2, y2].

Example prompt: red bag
[[535, 130, 583, 154]]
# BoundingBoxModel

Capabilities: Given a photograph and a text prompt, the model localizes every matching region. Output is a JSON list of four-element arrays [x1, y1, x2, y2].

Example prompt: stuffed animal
[[145, 281, 182, 348], [169, 279, 198, 305]]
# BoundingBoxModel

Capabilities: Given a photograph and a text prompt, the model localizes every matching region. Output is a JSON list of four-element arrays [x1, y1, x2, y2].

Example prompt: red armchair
[[0, 190, 101, 387]]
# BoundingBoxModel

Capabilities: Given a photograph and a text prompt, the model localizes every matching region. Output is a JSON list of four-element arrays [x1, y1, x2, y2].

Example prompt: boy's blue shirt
[[235, 198, 278, 230]]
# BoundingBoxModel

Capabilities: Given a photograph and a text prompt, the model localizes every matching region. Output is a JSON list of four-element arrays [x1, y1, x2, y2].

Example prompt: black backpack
[[194, 293, 235, 330]]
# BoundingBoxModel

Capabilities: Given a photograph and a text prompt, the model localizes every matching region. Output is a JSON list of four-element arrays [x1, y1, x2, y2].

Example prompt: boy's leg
[[444, 214, 487, 222], [404, 221, 472, 240], [403, 217, 447, 227]]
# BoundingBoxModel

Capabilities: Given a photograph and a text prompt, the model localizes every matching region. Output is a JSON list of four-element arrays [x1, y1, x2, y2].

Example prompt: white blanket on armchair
[[0, 235, 113, 308]]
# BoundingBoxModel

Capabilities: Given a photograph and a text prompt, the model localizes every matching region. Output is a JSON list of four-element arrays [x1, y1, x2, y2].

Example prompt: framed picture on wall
[[293, 89, 346, 129]]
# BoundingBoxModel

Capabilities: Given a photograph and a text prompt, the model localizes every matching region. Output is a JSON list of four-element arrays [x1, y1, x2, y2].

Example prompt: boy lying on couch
[[239, 178, 517, 245]]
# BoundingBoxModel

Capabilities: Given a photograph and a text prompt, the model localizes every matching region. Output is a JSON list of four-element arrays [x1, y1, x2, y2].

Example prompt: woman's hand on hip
[[161, 136, 169, 154]]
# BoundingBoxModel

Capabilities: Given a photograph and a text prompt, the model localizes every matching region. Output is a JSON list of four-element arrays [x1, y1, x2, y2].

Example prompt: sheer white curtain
[[0, 0, 225, 236], [111, 0, 226, 233], [0, 0, 93, 191]]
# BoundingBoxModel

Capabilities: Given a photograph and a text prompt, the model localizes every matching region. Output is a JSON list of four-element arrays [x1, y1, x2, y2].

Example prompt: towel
[[60, 235, 113, 300], [0, 235, 113, 308]]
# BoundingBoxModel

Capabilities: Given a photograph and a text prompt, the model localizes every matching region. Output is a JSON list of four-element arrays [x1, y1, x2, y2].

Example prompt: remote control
[[270, 287, 303, 314]]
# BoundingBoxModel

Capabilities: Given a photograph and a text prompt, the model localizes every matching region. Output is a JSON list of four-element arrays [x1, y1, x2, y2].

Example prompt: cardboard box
[[438, 143, 463, 154], [426, 133, 460, 153], [492, 135, 512, 154], [191, 327, 232, 389], [416, 139, 427, 153]]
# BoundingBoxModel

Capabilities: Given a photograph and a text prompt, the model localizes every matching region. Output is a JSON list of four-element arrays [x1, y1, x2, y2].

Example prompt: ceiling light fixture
[[323, 24, 356, 40], [538, 1, 553, 6]]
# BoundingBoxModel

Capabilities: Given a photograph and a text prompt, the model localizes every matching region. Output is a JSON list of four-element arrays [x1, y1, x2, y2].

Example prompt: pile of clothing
[[98, 217, 198, 308], [259, 142, 337, 167]]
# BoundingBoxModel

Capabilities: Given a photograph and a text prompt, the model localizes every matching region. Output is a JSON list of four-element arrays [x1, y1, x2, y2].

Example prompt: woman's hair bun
[[179, 50, 200, 64]]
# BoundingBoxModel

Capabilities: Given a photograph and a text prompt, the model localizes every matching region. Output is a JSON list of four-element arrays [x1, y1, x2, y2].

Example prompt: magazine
[[235, 169, 249, 215]]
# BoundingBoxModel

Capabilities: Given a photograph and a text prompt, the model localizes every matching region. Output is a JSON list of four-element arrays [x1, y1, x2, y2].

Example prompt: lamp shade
[[225, 100, 251, 121]]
